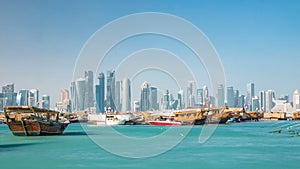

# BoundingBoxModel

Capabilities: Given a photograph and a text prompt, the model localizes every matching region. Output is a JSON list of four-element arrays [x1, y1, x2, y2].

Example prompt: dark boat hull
[[7, 120, 68, 136]]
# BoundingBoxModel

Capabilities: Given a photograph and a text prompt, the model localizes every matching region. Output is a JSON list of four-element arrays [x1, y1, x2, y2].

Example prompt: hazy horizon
[[1, 0, 300, 107]]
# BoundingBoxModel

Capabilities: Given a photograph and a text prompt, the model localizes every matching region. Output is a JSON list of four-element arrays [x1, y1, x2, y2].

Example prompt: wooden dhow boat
[[4, 106, 69, 136]]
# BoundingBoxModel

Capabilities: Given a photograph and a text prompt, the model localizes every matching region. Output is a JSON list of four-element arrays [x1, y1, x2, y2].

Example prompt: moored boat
[[148, 120, 181, 126], [4, 106, 69, 136]]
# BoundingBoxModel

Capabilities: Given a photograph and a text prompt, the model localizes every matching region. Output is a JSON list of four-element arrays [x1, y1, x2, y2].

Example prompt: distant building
[[121, 77, 131, 112], [16, 89, 29, 106], [252, 96, 259, 111], [246, 82, 255, 111], [140, 82, 150, 112], [95, 73, 105, 113], [196, 88, 203, 106], [70, 71, 95, 112], [217, 84, 225, 107], [265, 90, 275, 113], [238, 95, 245, 108], [2, 84, 16, 106], [28, 89, 39, 106], [84, 71, 94, 109], [75, 78, 86, 111], [133, 100, 139, 112], [234, 90, 239, 108], [164, 90, 170, 110], [115, 80, 121, 111], [278, 95, 289, 103], [56, 89, 71, 112], [259, 91, 266, 112], [0, 93, 4, 111], [293, 90, 300, 110], [271, 100, 294, 117], [106, 70, 116, 111], [70, 81, 77, 112], [226, 86, 234, 107], [187, 81, 196, 107], [150, 87, 158, 110], [208, 96, 216, 107], [203, 85, 209, 102], [177, 90, 184, 110], [42, 95, 50, 109]]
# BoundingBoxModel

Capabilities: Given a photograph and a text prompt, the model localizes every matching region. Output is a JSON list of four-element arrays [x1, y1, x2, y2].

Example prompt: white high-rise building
[[28, 89, 39, 107], [121, 77, 131, 112], [252, 96, 259, 111], [187, 81, 196, 107], [246, 82, 255, 110], [265, 90, 275, 113], [84, 71, 94, 109], [203, 85, 209, 105], [259, 91, 266, 112], [217, 84, 225, 107], [115, 81, 121, 111], [293, 90, 300, 110], [226, 86, 234, 107], [75, 78, 86, 111], [140, 82, 150, 112]]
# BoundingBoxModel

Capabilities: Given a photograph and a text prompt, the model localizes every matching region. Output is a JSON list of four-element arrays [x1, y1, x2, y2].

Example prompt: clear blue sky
[[1, 0, 300, 106]]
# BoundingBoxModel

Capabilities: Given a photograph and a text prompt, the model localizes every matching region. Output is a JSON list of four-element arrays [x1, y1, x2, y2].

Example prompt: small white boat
[[89, 113, 133, 126]]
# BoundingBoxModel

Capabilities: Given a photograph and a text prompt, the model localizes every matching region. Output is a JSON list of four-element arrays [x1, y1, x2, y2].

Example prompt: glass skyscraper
[[217, 84, 225, 107], [106, 70, 116, 111], [121, 77, 131, 112], [96, 72, 105, 113], [226, 86, 234, 107], [140, 82, 150, 112]]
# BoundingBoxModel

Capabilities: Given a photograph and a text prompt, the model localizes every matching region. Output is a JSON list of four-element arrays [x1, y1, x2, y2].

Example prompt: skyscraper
[[59, 89, 71, 112], [259, 91, 266, 112], [84, 71, 94, 109], [115, 81, 121, 111], [238, 95, 245, 108], [196, 88, 203, 106], [203, 85, 209, 101], [75, 78, 86, 111], [106, 70, 116, 111], [234, 90, 239, 108], [42, 95, 50, 109], [95, 72, 105, 113], [16, 89, 29, 106], [208, 96, 216, 107], [70, 81, 77, 112], [265, 90, 275, 113], [187, 81, 196, 107], [293, 90, 300, 110], [0, 93, 3, 111], [140, 82, 150, 112], [164, 90, 170, 110], [121, 77, 131, 112], [150, 86, 158, 110], [2, 84, 16, 106], [217, 84, 225, 107], [226, 86, 234, 107], [28, 89, 39, 106], [246, 82, 255, 110], [252, 96, 259, 111], [177, 90, 184, 110]]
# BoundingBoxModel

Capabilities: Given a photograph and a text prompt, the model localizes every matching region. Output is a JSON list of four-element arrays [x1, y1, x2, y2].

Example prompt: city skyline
[[1, 1, 300, 107], [1, 74, 300, 114]]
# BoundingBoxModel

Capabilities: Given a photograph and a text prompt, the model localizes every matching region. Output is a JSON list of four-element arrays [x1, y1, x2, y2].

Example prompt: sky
[[0, 0, 300, 107]]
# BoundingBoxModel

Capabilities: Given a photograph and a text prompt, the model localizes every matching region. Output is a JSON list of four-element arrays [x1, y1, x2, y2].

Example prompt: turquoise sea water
[[1, 121, 300, 169]]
